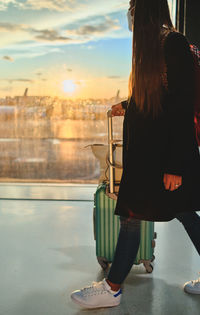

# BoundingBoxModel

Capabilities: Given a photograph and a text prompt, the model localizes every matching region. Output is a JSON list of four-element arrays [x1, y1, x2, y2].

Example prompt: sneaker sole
[[71, 295, 120, 309], [184, 287, 200, 295]]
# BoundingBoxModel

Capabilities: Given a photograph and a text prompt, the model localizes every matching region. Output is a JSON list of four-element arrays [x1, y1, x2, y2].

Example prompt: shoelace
[[81, 281, 107, 296], [192, 277, 200, 284]]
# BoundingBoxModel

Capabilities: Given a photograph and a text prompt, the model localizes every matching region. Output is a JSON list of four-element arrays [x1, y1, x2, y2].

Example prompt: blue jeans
[[107, 211, 200, 285]]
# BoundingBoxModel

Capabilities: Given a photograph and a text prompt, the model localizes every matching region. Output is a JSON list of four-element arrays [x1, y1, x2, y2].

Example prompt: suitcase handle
[[107, 110, 114, 193], [107, 110, 123, 194]]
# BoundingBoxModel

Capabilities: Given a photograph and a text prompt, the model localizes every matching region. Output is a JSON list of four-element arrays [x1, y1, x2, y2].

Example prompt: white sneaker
[[71, 278, 122, 309], [184, 276, 200, 294]]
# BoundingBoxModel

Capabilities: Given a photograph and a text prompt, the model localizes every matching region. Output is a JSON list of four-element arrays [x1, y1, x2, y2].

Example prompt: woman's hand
[[163, 173, 182, 191], [111, 103, 125, 116]]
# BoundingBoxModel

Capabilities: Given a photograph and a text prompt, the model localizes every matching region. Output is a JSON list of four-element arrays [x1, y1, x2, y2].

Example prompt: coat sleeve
[[163, 32, 195, 176], [121, 100, 128, 109]]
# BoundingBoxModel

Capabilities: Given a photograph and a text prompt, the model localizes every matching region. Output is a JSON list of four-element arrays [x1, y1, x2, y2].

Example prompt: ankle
[[106, 279, 121, 292]]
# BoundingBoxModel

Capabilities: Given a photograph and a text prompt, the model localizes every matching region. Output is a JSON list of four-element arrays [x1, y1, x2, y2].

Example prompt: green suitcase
[[94, 183, 156, 273]]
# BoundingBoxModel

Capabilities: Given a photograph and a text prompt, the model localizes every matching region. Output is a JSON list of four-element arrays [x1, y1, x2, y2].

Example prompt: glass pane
[[0, 1, 127, 183], [168, 0, 177, 24], [0, 1, 176, 183]]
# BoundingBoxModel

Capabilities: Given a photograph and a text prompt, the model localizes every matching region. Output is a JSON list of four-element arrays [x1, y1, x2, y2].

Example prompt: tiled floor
[[0, 186, 200, 315]]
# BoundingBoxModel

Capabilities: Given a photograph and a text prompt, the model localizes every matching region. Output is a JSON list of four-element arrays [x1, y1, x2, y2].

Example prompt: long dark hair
[[130, 0, 175, 117]]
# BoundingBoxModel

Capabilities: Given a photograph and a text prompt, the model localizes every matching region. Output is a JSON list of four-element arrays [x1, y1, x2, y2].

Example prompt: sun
[[62, 80, 76, 93]]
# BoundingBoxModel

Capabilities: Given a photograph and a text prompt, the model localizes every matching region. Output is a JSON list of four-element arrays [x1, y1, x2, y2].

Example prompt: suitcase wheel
[[143, 261, 154, 273], [97, 256, 110, 270]]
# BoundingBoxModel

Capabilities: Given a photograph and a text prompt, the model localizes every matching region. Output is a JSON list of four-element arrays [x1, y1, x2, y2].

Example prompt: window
[[0, 1, 176, 183], [168, 0, 177, 24]]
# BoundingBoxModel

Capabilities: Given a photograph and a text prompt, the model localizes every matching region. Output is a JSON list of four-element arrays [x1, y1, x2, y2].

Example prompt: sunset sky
[[0, 0, 176, 99]]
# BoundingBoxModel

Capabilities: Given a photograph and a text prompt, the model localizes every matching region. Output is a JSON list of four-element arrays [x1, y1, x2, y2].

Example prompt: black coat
[[115, 32, 200, 222]]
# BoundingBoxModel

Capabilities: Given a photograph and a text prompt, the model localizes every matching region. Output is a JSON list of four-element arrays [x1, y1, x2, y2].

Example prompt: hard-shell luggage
[[93, 110, 156, 273], [94, 183, 156, 273]]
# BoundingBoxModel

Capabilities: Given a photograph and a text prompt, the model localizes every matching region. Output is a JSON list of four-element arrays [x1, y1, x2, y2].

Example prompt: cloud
[[0, 22, 24, 32], [34, 68, 44, 74], [0, 0, 18, 11], [1, 78, 34, 83], [30, 28, 71, 42], [24, 0, 77, 12], [0, 44, 68, 61], [13, 79, 34, 83], [2, 55, 14, 62], [68, 17, 120, 36], [0, 0, 85, 12], [0, 21, 73, 43], [0, 0, 128, 13], [34, 73, 47, 81], [62, 64, 73, 72], [0, 1, 128, 60], [0, 21, 72, 43], [107, 76, 121, 79]]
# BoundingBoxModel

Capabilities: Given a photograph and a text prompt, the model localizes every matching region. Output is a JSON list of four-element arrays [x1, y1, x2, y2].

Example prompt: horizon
[[0, 0, 176, 99]]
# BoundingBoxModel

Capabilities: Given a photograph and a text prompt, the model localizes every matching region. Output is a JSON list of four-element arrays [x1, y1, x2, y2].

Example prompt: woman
[[71, 0, 200, 308]]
